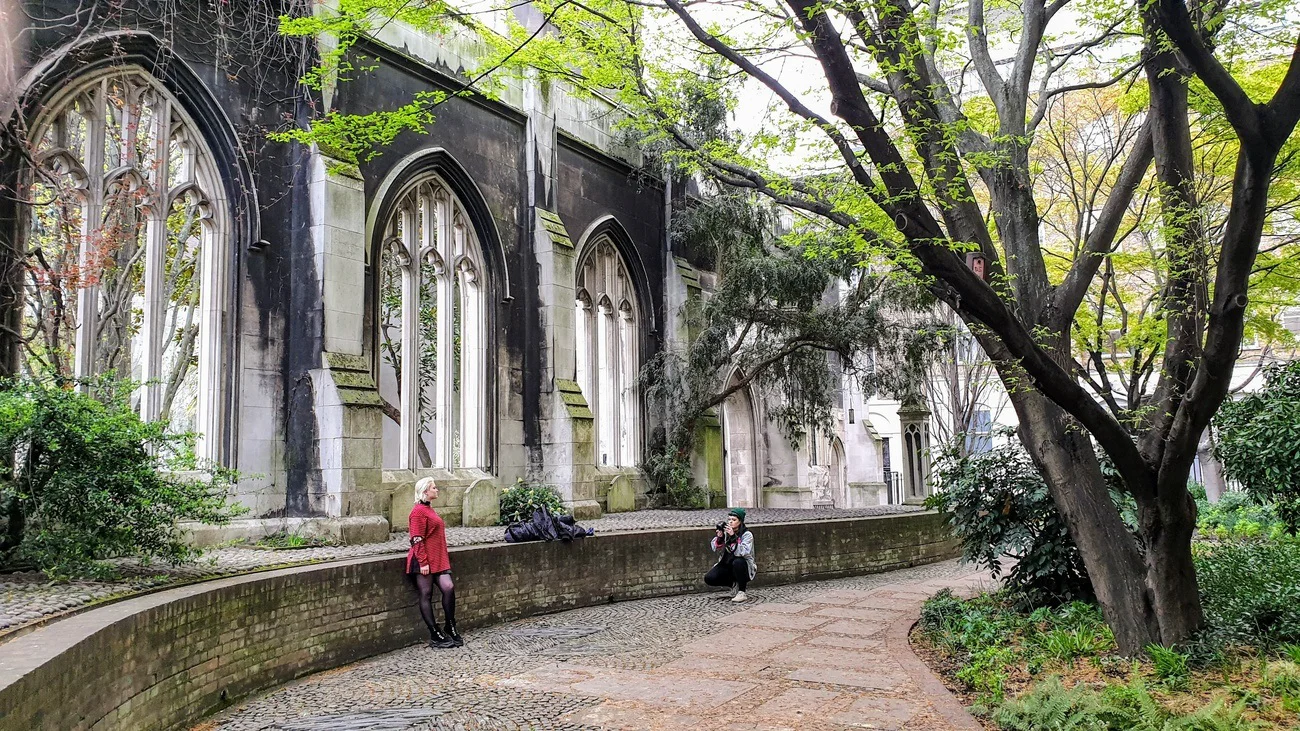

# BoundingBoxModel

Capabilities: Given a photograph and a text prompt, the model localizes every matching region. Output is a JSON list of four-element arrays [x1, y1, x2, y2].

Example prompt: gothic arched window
[[903, 423, 929, 500], [378, 177, 487, 470], [575, 239, 640, 467], [24, 68, 229, 458]]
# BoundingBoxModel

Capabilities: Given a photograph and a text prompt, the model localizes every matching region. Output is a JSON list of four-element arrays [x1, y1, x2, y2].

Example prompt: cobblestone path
[[201, 558, 988, 731], [0, 506, 919, 637]]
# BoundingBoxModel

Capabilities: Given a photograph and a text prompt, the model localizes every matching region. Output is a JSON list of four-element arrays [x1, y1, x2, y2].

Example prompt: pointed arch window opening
[[23, 69, 229, 461], [903, 423, 928, 499], [378, 178, 487, 471], [574, 238, 640, 468], [574, 289, 593, 400]]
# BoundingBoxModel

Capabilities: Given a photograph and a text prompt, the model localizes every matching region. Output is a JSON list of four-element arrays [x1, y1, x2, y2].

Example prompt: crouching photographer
[[704, 508, 756, 602]]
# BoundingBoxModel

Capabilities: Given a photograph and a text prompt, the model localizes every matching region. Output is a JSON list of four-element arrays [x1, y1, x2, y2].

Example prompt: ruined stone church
[[2, 1, 931, 542]]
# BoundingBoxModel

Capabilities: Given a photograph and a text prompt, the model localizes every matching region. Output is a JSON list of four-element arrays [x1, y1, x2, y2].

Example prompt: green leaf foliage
[[1195, 489, 1290, 543], [498, 479, 567, 525], [0, 378, 244, 578], [993, 676, 1261, 731], [1214, 362, 1300, 534], [1192, 539, 1300, 654], [641, 194, 938, 505], [927, 434, 1102, 605]]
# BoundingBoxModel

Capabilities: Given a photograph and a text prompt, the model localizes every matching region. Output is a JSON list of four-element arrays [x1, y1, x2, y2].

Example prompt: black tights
[[412, 572, 456, 638], [704, 557, 750, 591]]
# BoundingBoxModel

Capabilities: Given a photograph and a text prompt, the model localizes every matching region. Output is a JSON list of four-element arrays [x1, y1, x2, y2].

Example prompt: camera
[[715, 521, 726, 533]]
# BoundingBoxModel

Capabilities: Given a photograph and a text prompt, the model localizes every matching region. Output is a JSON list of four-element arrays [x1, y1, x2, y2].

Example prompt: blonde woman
[[406, 477, 462, 648]]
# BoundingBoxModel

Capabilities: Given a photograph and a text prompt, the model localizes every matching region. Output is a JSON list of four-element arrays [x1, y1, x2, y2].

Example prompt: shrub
[[1214, 361, 1300, 534], [927, 435, 1094, 604], [958, 644, 1014, 704], [641, 441, 707, 508], [0, 378, 243, 578], [498, 479, 567, 525], [1193, 539, 1300, 652]]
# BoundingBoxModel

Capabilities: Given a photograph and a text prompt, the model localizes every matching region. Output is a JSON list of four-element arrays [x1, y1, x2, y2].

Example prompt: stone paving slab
[[818, 619, 890, 637], [203, 558, 992, 731], [0, 505, 920, 638], [817, 606, 903, 621]]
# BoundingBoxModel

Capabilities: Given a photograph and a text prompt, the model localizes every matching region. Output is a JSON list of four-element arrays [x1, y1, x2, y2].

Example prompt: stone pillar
[[523, 66, 601, 517], [1198, 428, 1227, 503], [666, 256, 722, 505], [898, 399, 933, 505], [303, 146, 388, 542]]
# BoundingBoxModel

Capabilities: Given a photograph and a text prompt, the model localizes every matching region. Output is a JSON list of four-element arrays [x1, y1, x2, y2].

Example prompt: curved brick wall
[[0, 512, 956, 731]]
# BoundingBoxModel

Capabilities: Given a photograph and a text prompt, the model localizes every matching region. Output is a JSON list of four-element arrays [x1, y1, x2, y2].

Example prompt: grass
[[913, 589, 1300, 729], [250, 531, 335, 550]]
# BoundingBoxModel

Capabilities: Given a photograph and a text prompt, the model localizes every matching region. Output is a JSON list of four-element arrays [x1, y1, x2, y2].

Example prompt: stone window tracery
[[23, 68, 228, 459], [575, 239, 639, 467], [903, 422, 929, 500], [378, 177, 486, 470]]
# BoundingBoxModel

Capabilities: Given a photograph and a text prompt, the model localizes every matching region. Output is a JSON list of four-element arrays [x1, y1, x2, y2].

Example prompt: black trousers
[[704, 556, 750, 591]]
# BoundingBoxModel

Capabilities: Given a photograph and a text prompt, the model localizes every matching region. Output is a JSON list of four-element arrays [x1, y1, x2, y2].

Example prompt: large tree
[[283, 0, 1300, 652]]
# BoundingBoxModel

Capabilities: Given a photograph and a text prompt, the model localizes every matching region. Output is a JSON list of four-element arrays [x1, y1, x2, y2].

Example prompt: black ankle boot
[[428, 624, 455, 649], [444, 620, 463, 647]]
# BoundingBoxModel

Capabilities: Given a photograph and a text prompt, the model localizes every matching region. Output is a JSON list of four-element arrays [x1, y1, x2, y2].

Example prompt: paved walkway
[[0, 506, 920, 638], [201, 557, 988, 731]]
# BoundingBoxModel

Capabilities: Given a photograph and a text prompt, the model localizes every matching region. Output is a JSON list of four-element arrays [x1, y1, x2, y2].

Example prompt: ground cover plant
[[914, 535, 1300, 729], [1195, 488, 1291, 543]]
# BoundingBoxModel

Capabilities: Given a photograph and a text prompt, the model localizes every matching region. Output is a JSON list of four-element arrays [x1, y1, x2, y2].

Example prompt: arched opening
[[575, 238, 641, 467], [20, 67, 229, 459], [377, 175, 488, 471], [721, 377, 759, 508], [829, 437, 847, 507]]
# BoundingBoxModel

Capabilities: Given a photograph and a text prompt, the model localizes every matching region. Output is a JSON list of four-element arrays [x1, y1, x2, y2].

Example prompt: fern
[[993, 677, 1109, 730]]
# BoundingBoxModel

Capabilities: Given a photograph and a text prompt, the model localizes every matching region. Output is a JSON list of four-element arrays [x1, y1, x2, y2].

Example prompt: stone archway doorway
[[829, 438, 847, 507], [721, 381, 759, 508]]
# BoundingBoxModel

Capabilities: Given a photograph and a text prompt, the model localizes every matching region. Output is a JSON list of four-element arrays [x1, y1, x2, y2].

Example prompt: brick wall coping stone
[[0, 510, 957, 731]]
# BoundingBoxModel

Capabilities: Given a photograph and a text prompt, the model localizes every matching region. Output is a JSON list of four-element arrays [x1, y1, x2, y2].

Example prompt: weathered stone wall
[[0, 513, 956, 731]]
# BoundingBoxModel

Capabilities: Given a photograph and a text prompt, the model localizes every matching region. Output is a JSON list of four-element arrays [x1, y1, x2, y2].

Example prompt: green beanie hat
[[728, 507, 747, 522]]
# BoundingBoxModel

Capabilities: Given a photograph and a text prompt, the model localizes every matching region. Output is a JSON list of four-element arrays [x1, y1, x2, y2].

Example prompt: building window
[[575, 239, 640, 467], [966, 408, 992, 454], [378, 177, 486, 470], [22, 68, 228, 458], [903, 423, 928, 499]]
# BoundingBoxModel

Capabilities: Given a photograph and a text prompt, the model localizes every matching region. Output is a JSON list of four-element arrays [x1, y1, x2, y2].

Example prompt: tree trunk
[[1143, 493, 1203, 646], [1, 493, 23, 553], [1015, 393, 1161, 654]]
